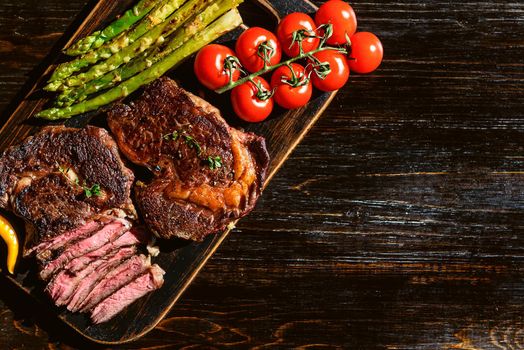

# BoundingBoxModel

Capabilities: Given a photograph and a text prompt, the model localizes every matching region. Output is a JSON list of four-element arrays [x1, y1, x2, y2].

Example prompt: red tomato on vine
[[235, 27, 282, 73], [315, 0, 357, 45], [231, 76, 274, 122], [270, 63, 312, 109], [348, 32, 383, 74], [276, 13, 319, 57], [194, 44, 241, 90], [310, 49, 350, 92]]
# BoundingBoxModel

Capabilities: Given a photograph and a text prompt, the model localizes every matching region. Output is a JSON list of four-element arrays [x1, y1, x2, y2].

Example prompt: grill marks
[[33, 219, 164, 324]]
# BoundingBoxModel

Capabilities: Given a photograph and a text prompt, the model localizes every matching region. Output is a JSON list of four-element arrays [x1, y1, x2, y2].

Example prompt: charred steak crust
[[14, 174, 93, 243], [0, 127, 166, 323], [107, 77, 270, 241], [0, 126, 136, 250]]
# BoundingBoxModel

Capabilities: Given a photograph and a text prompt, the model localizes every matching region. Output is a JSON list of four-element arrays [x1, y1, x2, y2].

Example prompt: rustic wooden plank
[[0, 0, 523, 348], [0, 0, 344, 345]]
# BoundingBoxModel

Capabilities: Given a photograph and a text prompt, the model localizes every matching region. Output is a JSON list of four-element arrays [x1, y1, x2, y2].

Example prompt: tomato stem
[[216, 23, 345, 94], [215, 45, 345, 94], [281, 63, 310, 88], [257, 40, 275, 70], [223, 55, 244, 85], [249, 77, 274, 100]]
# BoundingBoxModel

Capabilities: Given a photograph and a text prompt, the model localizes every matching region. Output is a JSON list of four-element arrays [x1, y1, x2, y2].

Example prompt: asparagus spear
[[63, 0, 216, 89], [36, 9, 243, 120], [65, 0, 159, 56], [57, 0, 242, 106], [46, 0, 186, 89]]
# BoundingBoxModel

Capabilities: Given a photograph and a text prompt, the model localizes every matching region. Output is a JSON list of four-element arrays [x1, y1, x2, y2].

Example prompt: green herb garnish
[[83, 182, 101, 198], [206, 156, 222, 170], [57, 163, 101, 197], [163, 130, 202, 156], [163, 130, 179, 141], [183, 135, 202, 155]]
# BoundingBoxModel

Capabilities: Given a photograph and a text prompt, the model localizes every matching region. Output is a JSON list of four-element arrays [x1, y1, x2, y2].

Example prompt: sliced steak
[[25, 220, 101, 258], [48, 246, 136, 306], [66, 251, 144, 311], [74, 254, 151, 312], [64, 227, 148, 274], [0, 126, 136, 253], [108, 77, 270, 241], [0, 125, 165, 323], [90, 264, 165, 324], [39, 219, 130, 280]]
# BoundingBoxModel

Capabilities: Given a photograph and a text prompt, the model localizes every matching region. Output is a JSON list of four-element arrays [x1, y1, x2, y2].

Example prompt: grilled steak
[[26, 220, 102, 258], [66, 251, 141, 312], [39, 218, 131, 280], [90, 264, 165, 324], [0, 126, 136, 252], [48, 246, 136, 306], [108, 77, 270, 240], [62, 227, 148, 274], [76, 254, 151, 312], [46, 227, 148, 305], [0, 127, 165, 323]]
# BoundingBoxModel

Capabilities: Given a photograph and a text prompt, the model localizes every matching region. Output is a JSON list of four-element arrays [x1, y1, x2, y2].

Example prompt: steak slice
[[90, 264, 165, 324], [25, 220, 101, 258], [74, 254, 151, 312], [0, 126, 136, 253], [66, 251, 145, 311], [34, 215, 121, 264], [39, 219, 130, 280], [108, 77, 270, 241], [48, 246, 136, 306], [64, 227, 148, 274]]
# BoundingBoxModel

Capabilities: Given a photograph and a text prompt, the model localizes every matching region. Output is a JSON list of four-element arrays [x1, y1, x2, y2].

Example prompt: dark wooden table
[[1, 1, 523, 349]]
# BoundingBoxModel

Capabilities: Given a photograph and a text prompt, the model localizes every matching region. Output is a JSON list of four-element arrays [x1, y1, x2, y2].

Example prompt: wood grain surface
[[0, 0, 342, 343], [1, 0, 523, 349]]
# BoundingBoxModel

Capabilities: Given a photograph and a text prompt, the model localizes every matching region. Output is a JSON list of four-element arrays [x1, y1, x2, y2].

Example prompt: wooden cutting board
[[0, 0, 336, 344]]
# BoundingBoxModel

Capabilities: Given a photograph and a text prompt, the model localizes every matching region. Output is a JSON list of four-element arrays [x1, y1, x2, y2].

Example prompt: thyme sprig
[[57, 163, 102, 198], [163, 130, 179, 141], [162, 130, 202, 156], [206, 156, 223, 170], [83, 183, 101, 198], [183, 134, 202, 156]]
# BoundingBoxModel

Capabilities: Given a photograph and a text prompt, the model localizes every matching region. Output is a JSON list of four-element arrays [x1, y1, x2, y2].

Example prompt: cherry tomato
[[315, 0, 357, 45], [235, 27, 281, 73], [276, 13, 319, 57], [348, 32, 383, 74], [231, 76, 274, 122], [310, 49, 349, 92], [270, 63, 312, 109], [194, 44, 241, 90]]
